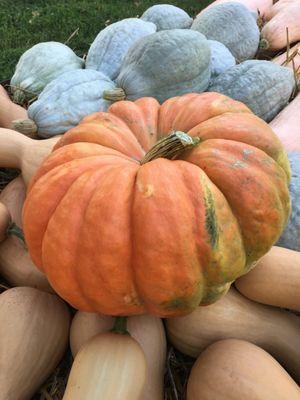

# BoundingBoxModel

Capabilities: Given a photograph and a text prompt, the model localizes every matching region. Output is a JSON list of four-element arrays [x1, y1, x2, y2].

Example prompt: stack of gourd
[[0, 0, 300, 399]]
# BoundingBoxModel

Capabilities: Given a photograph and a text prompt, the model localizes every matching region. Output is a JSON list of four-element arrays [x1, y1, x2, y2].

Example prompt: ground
[[0, 0, 213, 82]]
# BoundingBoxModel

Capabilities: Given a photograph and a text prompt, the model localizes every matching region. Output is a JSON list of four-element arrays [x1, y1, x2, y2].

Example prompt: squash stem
[[141, 131, 201, 164], [7, 222, 26, 244], [111, 316, 129, 335], [12, 119, 38, 136], [103, 88, 126, 102]]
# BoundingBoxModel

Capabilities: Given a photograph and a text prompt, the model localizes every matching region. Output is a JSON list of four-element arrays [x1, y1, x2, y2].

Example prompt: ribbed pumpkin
[[22, 93, 291, 317]]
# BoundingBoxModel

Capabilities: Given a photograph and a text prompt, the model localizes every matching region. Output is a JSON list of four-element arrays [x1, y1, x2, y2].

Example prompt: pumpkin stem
[[12, 119, 38, 136], [259, 38, 269, 50], [111, 316, 129, 335], [141, 131, 201, 164], [7, 222, 26, 244], [103, 88, 126, 102]]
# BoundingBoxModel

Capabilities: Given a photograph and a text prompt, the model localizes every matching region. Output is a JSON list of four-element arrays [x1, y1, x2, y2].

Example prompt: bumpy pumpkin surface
[[141, 4, 193, 30], [11, 42, 84, 103], [208, 40, 236, 78], [209, 60, 295, 122], [108, 29, 211, 103], [28, 69, 116, 138], [191, 2, 260, 62], [277, 152, 300, 251], [23, 93, 291, 317], [85, 18, 156, 80]]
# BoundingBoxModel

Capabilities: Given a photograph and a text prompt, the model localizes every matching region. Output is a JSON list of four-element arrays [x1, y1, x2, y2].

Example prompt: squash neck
[[141, 131, 200, 164]]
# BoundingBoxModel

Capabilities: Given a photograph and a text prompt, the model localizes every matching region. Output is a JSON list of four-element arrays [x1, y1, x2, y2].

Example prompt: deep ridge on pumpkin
[[22, 93, 291, 317]]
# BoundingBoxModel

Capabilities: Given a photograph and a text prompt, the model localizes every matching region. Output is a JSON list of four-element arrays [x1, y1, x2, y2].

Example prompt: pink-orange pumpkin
[[22, 93, 291, 317]]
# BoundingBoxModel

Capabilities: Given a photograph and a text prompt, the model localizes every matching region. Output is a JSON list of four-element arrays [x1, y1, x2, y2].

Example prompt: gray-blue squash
[[208, 40, 236, 78], [191, 2, 260, 62], [85, 18, 156, 80], [141, 4, 193, 30], [26, 70, 115, 138], [104, 29, 211, 104], [10, 42, 84, 104], [276, 152, 300, 252], [208, 60, 295, 122]]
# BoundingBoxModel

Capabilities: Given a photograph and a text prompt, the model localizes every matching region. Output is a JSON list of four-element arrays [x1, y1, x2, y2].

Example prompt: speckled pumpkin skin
[[209, 60, 295, 122], [23, 93, 291, 317], [277, 152, 300, 251], [115, 29, 212, 103], [208, 40, 236, 78], [28, 69, 116, 138], [141, 4, 193, 30], [11, 42, 84, 103], [191, 2, 260, 62], [85, 18, 156, 80]]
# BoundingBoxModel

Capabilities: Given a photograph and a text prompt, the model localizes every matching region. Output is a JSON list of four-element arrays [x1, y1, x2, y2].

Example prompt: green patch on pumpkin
[[204, 186, 219, 248]]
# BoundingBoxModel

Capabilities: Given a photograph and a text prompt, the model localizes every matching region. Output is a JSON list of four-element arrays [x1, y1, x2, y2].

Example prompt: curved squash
[[166, 288, 300, 380], [261, 2, 300, 51], [198, 0, 273, 18], [105, 29, 211, 104], [0, 177, 52, 291], [21, 93, 291, 317], [0, 202, 10, 243], [236, 246, 300, 312], [187, 339, 300, 400], [0, 287, 70, 399], [0, 85, 30, 134], [269, 94, 300, 152], [265, 0, 299, 20], [192, 2, 260, 62], [272, 42, 300, 72], [70, 312, 166, 400], [209, 60, 295, 122], [0, 128, 59, 186], [10, 41, 84, 103], [63, 332, 146, 400], [86, 18, 156, 80], [277, 152, 300, 251], [141, 5, 192, 30]]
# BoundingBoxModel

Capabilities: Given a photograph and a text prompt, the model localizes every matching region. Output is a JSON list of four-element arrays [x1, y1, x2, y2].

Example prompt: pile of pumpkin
[[0, 0, 300, 399]]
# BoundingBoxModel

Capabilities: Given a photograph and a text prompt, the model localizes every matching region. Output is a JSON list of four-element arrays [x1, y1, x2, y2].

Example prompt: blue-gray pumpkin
[[191, 2, 260, 62], [104, 29, 211, 104], [140, 4, 193, 30], [208, 60, 295, 122], [85, 18, 156, 80], [208, 40, 236, 78], [277, 152, 300, 251], [25, 70, 115, 138], [10, 42, 84, 104]]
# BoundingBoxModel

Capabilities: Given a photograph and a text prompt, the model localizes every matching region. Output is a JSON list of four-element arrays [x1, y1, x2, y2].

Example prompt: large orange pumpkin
[[22, 93, 291, 317]]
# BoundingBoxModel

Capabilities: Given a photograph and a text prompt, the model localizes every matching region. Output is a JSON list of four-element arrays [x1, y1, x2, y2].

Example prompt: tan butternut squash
[[273, 42, 300, 72], [187, 339, 300, 400], [0, 286, 70, 400], [236, 246, 300, 312], [0, 85, 29, 132], [0, 128, 59, 186], [198, 0, 273, 18], [0, 177, 52, 291], [265, 0, 299, 20], [63, 331, 146, 400], [0, 202, 10, 242], [261, 2, 300, 51], [166, 288, 300, 381], [269, 93, 300, 152], [70, 312, 166, 400]]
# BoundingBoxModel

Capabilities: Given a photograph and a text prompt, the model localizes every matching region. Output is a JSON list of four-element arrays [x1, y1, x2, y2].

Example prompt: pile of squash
[[0, 0, 300, 399]]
